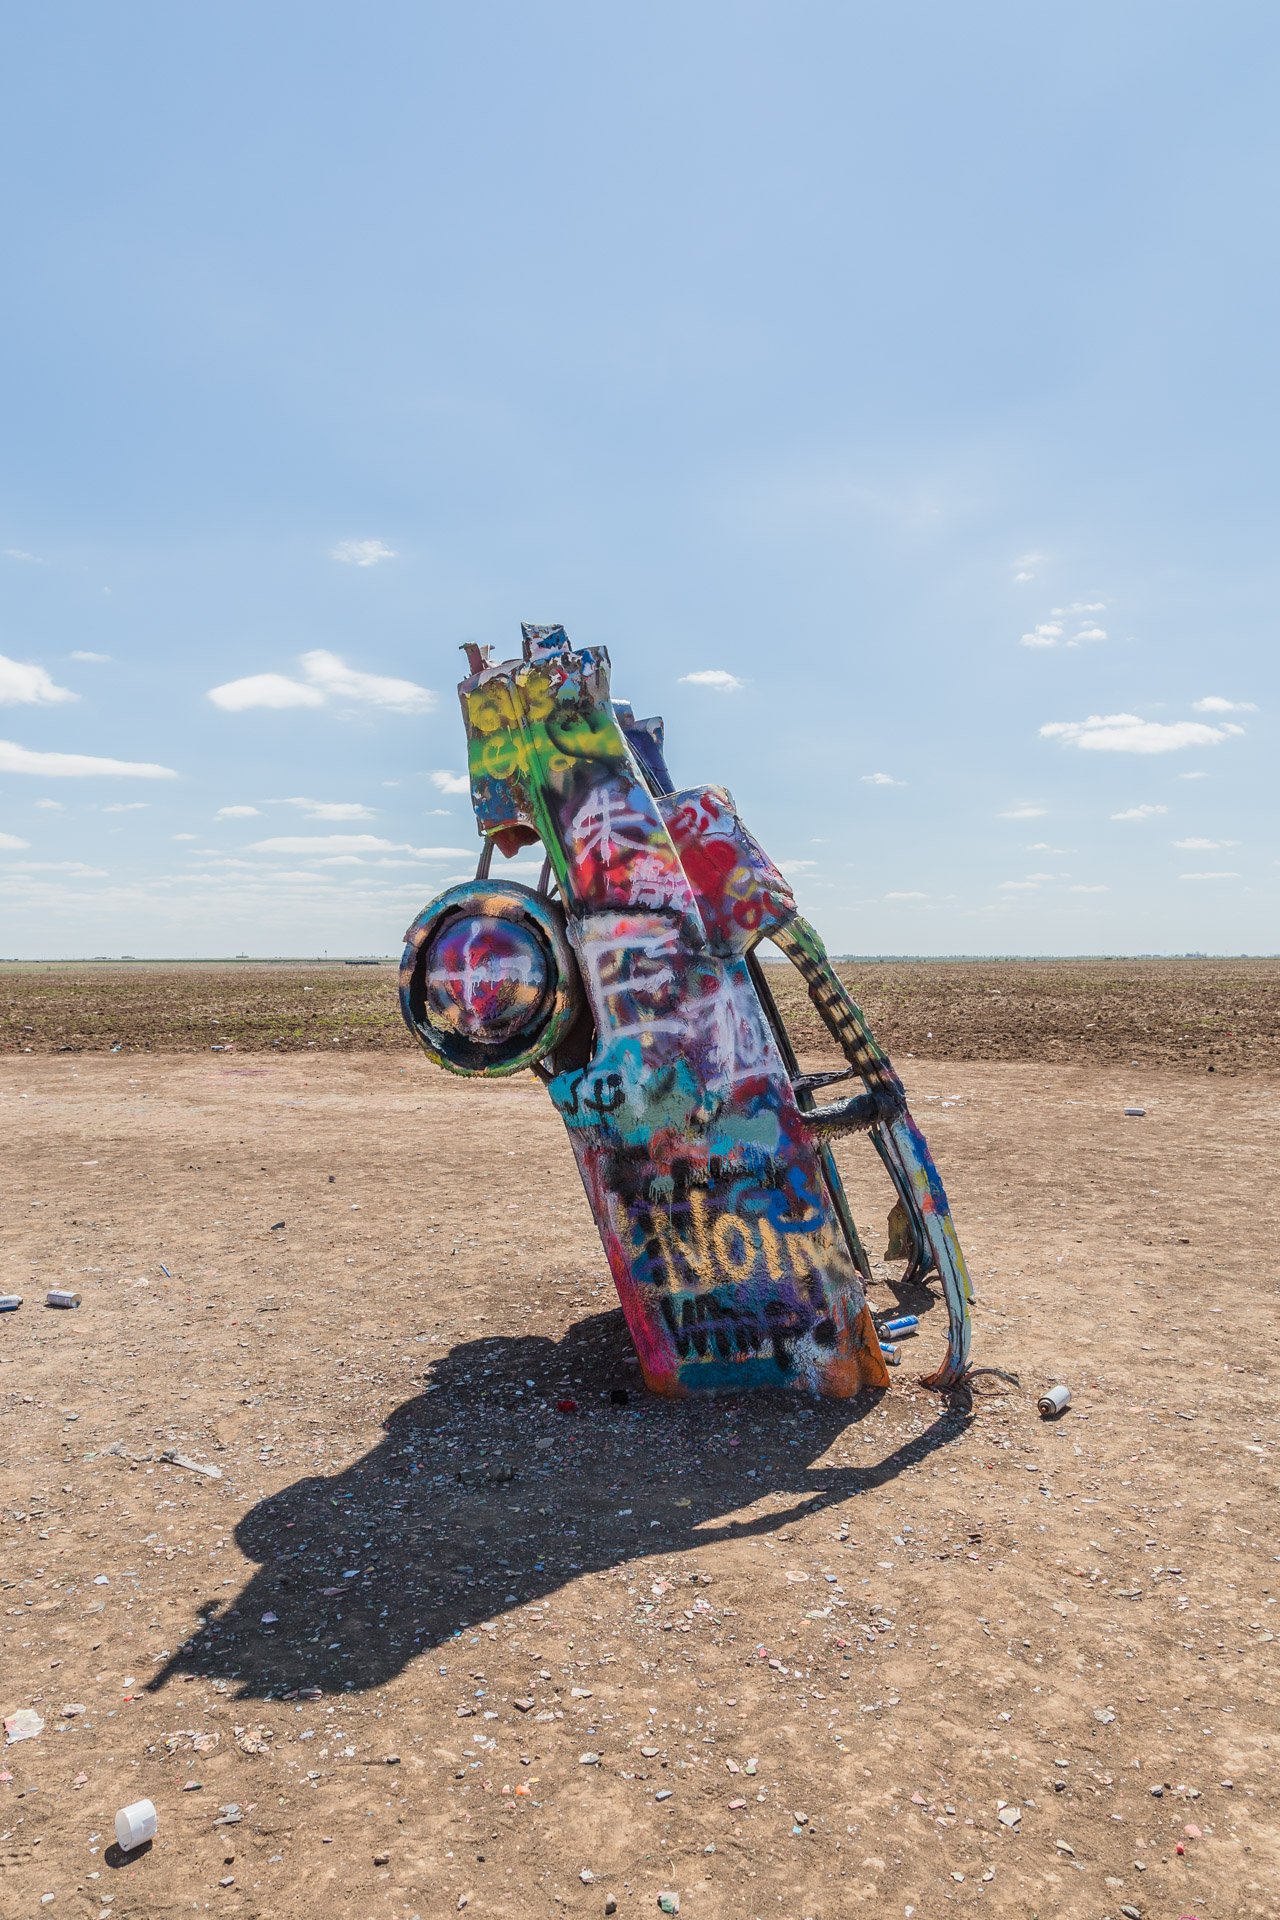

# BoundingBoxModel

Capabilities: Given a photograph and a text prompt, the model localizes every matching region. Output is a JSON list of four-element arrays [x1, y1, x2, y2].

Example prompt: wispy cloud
[[1068, 884, 1108, 893], [1181, 871, 1240, 881], [0, 653, 78, 706], [679, 669, 743, 691], [1172, 837, 1238, 849], [1011, 551, 1044, 582], [247, 834, 471, 858], [1110, 803, 1167, 820], [429, 770, 471, 796], [0, 830, 30, 849], [1020, 602, 1107, 649], [33, 798, 62, 810], [885, 890, 927, 900], [999, 802, 1047, 818], [331, 539, 397, 567], [1179, 770, 1209, 779], [207, 650, 435, 715], [102, 802, 149, 812], [1192, 695, 1258, 713], [0, 741, 176, 777], [70, 650, 111, 663], [1041, 713, 1238, 753], [2, 548, 47, 565], [283, 797, 375, 821], [861, 772, 905, 787], [999, 879, 1040, 889], [216, 805, 261, 819]]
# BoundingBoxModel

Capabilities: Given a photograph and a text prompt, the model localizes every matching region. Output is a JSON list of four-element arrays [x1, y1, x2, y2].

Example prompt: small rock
[[640, 1746, 660, 1758], [219, 1877, 235, 1887], [182, 1781, 203, 1792], [605, 1900, 618, 1916], [374, 1851, 390, 1865], [1149, 1784, 1163, 1798], [1119, 1907, 1141, 1919], [997, 1806, 1021, 1828], [580, 1869, 595, 1884], [793, 1810, 809, 1825], [1054, 1840, 1075, 1856], [385, 1754, 400, 1765], [458, 1898, 469, 1911], [579, 1752, 601, 1766], [657, 1896, 680, 1916], [514, 1698, 535, 1713]]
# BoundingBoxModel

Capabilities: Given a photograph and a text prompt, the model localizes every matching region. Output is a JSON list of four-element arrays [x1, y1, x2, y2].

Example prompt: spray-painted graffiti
[[401, 624, 972, 1394]]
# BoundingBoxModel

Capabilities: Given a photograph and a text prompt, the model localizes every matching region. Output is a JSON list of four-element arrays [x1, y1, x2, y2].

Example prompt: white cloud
[[1074, 626, 1107, 642], [172, 833, 197, 841], [331, 538, 397, 567], [1068, 884, 1108, 893], [248, 833, 471, 858], [283, 796, 376, 821], [1042, 713, 1234, 753], [861, 772, 905, 787], [1110, 803, 1168, 820], [1011, 551, 1044, 582], [999, 802, 1047, 818], [0, 740, 176, 777], [34, 798, 62, 810], [0, 654, 77, 706], [1180, 871, 1240, 880], [679, 669, 744, 691], [3, 548, 46, 564], [885, 891, 927, 900], [207, 649, 434, 715], [1020, 622, 1062, 649], [780, 858, 818, 874], [0, 830, 30, 849], [1193, 695, 1258, 713], [216, 805, 261, 818], [208, 673, 326, 711], [999, 879, 1040, 889], [102, 802, 149, 812], [3, 859, 106, 875], [1173, 837, 1239, 850], [1020, 602, 1107, 649], [429, 770, 471, 796], [1179, 770, 1208, 779], [71, 650, 111, 663]]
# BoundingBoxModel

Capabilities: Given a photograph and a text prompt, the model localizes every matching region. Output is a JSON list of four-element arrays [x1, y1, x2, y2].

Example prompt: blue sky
[[1, 2, 1275, 958]]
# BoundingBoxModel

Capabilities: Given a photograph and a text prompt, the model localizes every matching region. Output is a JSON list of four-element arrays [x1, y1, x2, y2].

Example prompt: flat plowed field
[[4, 956, 1278, 1072]]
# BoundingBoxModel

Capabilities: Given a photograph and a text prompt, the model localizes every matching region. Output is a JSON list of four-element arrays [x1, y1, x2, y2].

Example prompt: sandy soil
[[2, 1043, 1278, 1920]]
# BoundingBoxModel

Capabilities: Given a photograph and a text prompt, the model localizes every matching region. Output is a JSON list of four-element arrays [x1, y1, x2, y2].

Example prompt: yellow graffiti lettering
[[711, 1211, 757, 1282]]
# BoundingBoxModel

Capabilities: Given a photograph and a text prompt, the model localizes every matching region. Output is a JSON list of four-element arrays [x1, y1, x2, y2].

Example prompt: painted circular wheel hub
[[423, 915, 550, 1044]]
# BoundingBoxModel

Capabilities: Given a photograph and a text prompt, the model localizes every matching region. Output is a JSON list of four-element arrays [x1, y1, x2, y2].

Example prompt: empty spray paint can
[[0, 1295, 22, 1312], [46, 1288, 81, 1309], [1037, 1384, 1071, 1417], [879, 1342, 900, 1366], [882, 1315, 919, 1339]]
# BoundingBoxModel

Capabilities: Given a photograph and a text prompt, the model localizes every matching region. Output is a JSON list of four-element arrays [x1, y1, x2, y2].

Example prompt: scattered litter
[[4, 1710, 44, 1744], [46, 1289, 81, 1309], [557, 1398, 578, 1414], [0, 1295, 22, 1312], [997, 1805, 1021, 1828], [882, 1315, 918, 1339], [115, 1798, 157, 1851], [1038, 1385, 1071, 1418], [160, 1450, 223, 1480], [655, 1788, 673, 1801], [59, 1703, 85, 1718], [1124, 1107, 1146, 1118], [657, 1894, 680, 1915]]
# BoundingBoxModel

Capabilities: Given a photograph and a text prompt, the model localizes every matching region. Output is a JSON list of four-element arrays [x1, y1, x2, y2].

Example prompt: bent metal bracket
[[400, 625, 973, 1397]]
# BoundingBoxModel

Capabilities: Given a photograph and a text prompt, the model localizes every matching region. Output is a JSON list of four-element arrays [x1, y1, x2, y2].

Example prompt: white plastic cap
[[115, 1798, 157, 1851]]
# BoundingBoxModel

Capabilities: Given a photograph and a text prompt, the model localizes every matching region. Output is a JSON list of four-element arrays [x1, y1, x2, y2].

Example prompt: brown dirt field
[[4, 957, 1279, 1074], [2, 997, 1279, 1917]]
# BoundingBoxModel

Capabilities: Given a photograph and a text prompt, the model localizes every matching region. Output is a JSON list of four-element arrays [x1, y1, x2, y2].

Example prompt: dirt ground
[[4, 956, 1278, 1076], [2, 975, 1278, 1919]]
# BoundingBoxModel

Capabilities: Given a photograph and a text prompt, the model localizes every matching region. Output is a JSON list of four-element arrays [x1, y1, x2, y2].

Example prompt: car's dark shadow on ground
[[148, 1307, 970, 1704]]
